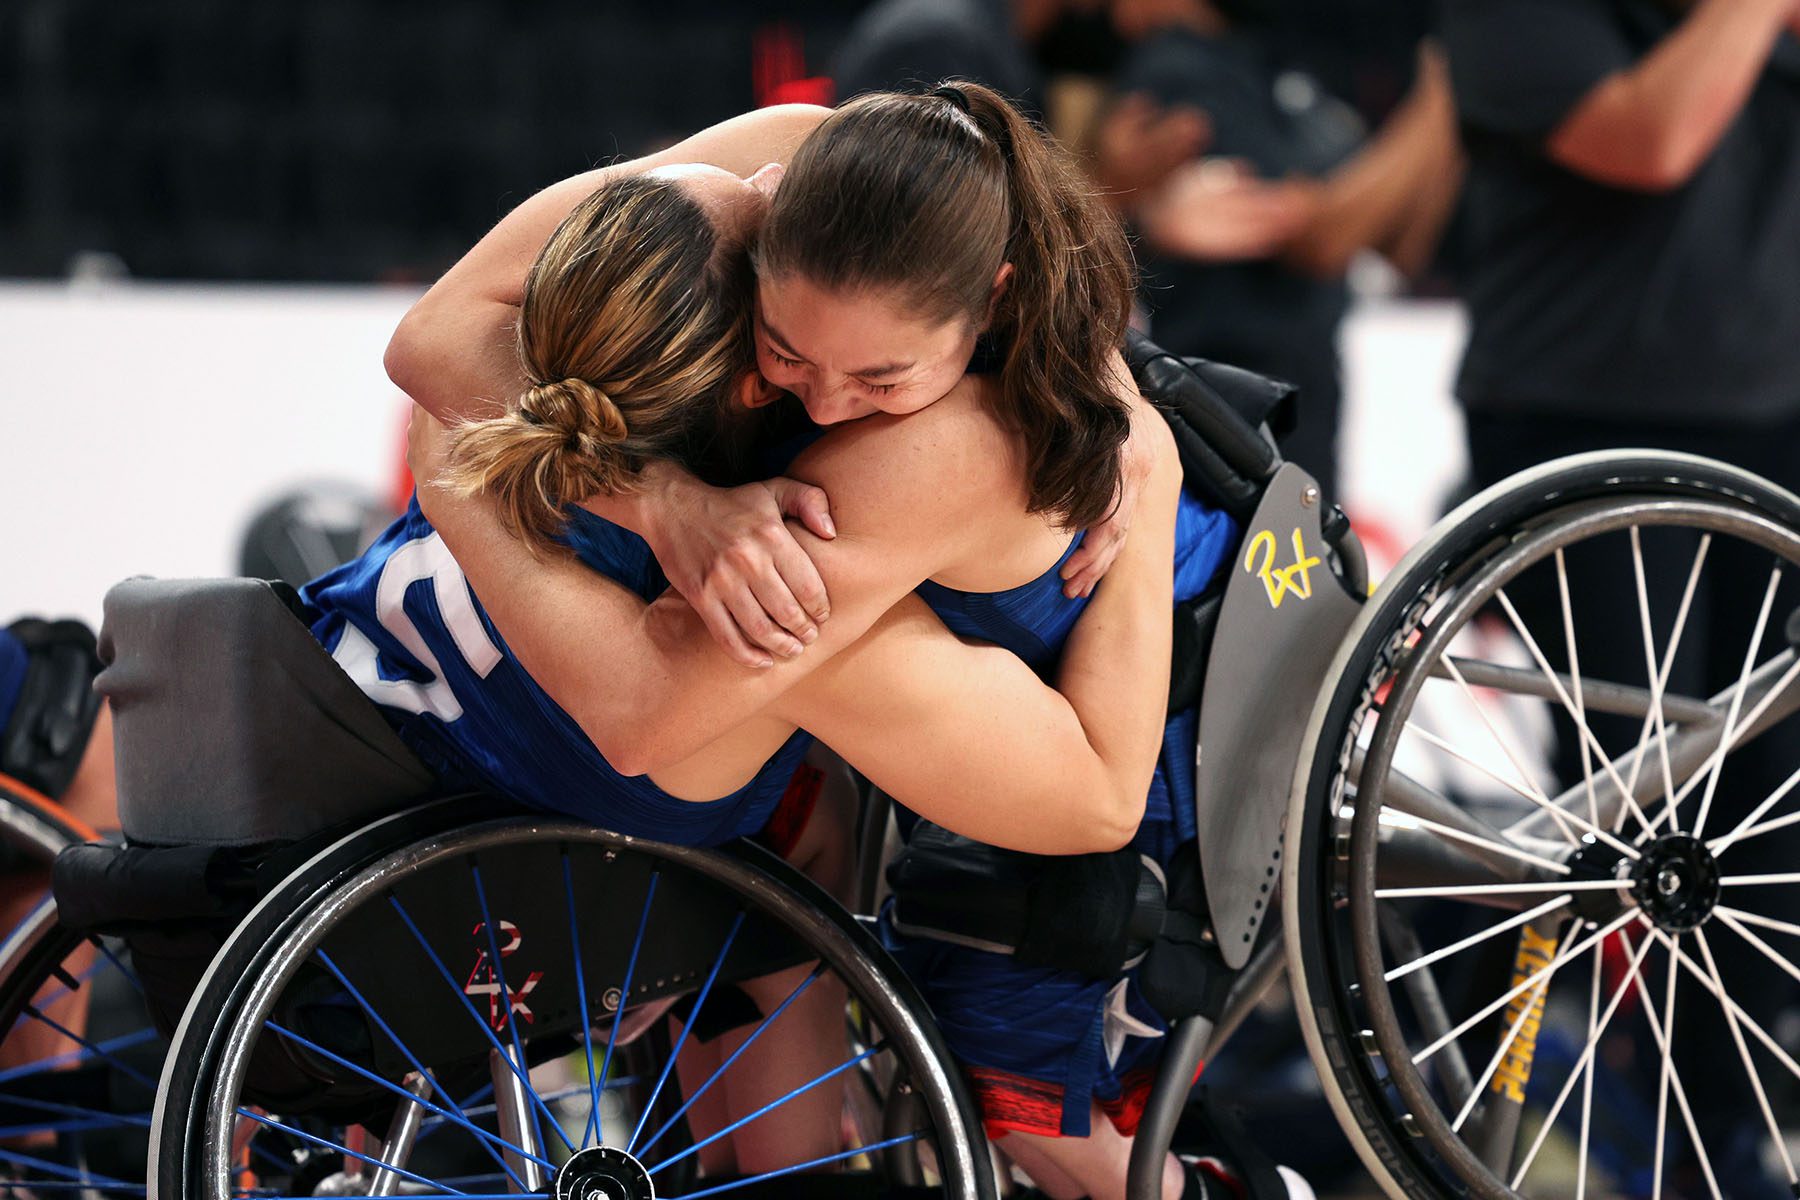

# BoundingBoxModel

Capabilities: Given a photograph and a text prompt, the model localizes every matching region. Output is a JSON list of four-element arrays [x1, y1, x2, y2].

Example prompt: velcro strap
[[52, 841, 258, 934]]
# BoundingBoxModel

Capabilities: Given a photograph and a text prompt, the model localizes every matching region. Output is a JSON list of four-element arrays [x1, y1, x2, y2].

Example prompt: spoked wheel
[[0, 775, 159, 1200], [152, 801, 993, 1200], [1286, 452, 1800, 1199]]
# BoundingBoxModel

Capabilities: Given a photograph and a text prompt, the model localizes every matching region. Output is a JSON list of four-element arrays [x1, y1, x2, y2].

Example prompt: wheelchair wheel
[[0, 777, 157, 1199], [152, 800, 994, 1200], [1285, 452, 1800, 1199]]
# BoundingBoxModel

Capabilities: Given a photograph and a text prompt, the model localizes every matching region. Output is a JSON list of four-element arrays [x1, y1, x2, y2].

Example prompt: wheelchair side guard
[[1197, 462, 1363, 969]]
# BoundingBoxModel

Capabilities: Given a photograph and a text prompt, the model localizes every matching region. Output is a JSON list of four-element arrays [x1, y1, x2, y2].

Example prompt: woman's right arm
[[384, 104, 826, 424], [385, 104, 833, 665], [769, 420, 1181, 852]]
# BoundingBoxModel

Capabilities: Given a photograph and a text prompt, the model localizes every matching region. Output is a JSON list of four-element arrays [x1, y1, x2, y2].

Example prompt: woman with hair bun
[[399, 85, 1300, 1197]]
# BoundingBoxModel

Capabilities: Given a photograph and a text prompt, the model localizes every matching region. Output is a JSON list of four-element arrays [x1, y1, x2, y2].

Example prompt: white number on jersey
[[331, 531, 503, 721]]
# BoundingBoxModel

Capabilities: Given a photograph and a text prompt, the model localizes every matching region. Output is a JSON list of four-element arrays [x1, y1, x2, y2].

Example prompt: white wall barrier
[[0, 281, 1469, 625]]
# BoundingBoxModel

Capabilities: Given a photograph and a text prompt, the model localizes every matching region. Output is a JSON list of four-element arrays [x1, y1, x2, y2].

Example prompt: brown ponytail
[[757, 80, 1135, 529], [442, 175, 753, 551]]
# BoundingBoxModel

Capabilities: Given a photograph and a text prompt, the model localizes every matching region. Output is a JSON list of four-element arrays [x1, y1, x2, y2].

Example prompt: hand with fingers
[[1135, 157, 1321, 263], [1093, 92, 1213, 205], [627, 475, 836, 668], [1062, 385, 1170, 599]]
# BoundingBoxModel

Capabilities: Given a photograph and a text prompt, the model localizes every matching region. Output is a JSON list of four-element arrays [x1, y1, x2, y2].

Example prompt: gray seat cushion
[[97, 576, 436, 846]]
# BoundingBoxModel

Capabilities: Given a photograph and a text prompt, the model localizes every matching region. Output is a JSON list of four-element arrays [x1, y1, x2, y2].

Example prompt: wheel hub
[[554, 1146, 655, 1200], [1631, 834, 1720, 932]]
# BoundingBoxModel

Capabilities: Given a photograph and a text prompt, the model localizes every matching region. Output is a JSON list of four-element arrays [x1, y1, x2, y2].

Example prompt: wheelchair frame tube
[[1125, 1016, 1213, 1200]]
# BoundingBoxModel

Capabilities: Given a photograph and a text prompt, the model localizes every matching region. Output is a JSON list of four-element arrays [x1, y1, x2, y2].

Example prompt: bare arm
[[412, 401, 1177, 854], [774, 428, 1180, 852], [385, 104, 837, 664], [415, 395, 998, 772], [383, 103, 827, 426], [1545, 0, 1792, 191]]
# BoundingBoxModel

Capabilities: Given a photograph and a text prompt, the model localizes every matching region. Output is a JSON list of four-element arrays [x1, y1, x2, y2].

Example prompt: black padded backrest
[[97, 576, 436, 846], [1124, 329, 1293, 520]]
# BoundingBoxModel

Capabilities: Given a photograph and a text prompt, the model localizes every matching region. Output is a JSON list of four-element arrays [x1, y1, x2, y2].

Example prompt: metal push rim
[[1347, 495, 1800, 1198], [185, 817, 989, 1200]]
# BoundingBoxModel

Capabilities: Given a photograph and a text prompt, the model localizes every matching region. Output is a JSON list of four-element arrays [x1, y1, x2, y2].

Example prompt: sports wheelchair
[[3, 335, 1799, 1200]]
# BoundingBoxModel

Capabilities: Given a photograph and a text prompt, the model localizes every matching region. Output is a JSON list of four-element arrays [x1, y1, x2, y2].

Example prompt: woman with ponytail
[[398, 86, 1293, 1197]]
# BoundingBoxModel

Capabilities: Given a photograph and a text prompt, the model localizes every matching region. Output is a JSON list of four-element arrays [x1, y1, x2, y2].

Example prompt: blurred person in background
[[1102, 0, 1463, 507], [1445, 0, 1800, 1192]]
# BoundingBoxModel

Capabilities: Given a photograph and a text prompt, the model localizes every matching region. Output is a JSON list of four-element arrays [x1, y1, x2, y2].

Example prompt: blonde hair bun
[[520, 378, 630, 446]]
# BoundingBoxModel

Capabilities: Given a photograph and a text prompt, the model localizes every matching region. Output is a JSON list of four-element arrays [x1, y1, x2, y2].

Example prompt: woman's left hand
[[1060, 388, 1164, 598]]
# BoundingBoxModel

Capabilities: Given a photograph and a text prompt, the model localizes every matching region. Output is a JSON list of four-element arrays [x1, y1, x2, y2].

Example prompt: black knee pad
[[2, 616, 103, 799]]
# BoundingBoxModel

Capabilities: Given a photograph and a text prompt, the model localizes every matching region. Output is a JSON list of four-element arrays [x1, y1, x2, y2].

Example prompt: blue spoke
[[561, 852, 603, 1150], [646, 1043, 885, 1177], [0, 1117, 141, 1137], [14, 1006, 158, 1089], [628, 912, 745, 1155], [262, 1019, 554, 1175], [469, 861, 567, 1156], [92, 938, 149, 1000], [19, 956, 106, 1014], [0, 1092, 150, 1127], [386, 892, 578, 1155], [233, 1107, 466, 1196], [0, 1026, 158, 1084], [416, 1082, 494, 1144], [633, 963, 824, 1161], [0, 1182, 145, 1195], [596, 871, 661, 1138], [0, 1145, 142, 1189], [664, 1132, 922, 1200], [311, 949, 531, 1190], [238, 1195, 520, 1200]]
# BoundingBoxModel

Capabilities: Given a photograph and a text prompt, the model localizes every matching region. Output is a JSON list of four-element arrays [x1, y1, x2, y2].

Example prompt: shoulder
[[787, 378, 1018, 543]]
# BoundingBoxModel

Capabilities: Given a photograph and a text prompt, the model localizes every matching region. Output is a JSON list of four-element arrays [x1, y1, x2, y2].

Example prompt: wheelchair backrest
[[96, 575, 436, 847], [1194, 462, 1364, 968]]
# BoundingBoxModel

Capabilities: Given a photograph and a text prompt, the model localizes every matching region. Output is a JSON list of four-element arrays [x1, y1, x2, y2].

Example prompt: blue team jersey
[[300, 499, 812, 847]]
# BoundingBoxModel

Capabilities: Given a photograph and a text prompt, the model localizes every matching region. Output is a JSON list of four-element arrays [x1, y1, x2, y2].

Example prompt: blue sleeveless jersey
[[300, 500, 812, 847], [913, 489, 1239, 846]]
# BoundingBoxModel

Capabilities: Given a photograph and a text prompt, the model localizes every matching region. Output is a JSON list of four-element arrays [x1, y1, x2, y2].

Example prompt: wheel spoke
[[15, 1005, 158, 1090], [1376, 879, 1619, 901], [1629, 528, 1681, 825], [1412, 909, 1635, 1066], [560, 852, 602, 1150], [1495, 587, 1656, 839], [1714, 908, 1800, 989], [469, 861, 566, 1156], [1713, 905, 1800, 941], [1382, 807, 1571, 877], [1707, 763, 1800, 855], [1557, 546, 1600, 828], [1692, 926, 1798, 1184], [1623, 942, 1722, 1200], [633, 963, 826, 1161], [644, 1043, 887, 1177], [1385, 893, 1573, 984], [1652, 935, 1678, 1200], [386, 893, 579, 1154], [1509, 929, 1655, 1190], [627, 911, 745, 1155], [310, 949, 533, 1188], [0, 1146, 144, 1192], [1662, 931, 1800, 1087], [1720, 871, 1800, 888], [261, 1018, 552, 1176], [596, 870, 661, 1127], [1429, 655, 1578, 843], [1691, 568, 1785, 839], [1658, 654, 1800, 830], [1404, 717, 1602, 850], [1451, 920, 1580, 1132], [0, 1027, 158, 1085]]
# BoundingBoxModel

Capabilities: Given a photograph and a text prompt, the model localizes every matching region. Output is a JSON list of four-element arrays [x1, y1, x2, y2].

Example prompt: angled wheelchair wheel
[[0, 776, 159, 1200], [1285, 452, 1800, 1199], [152, 799, 994, 1200]]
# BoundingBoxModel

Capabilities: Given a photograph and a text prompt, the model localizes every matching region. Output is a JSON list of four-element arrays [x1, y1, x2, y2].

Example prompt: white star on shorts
[[1102, 978, 1163, 1067]]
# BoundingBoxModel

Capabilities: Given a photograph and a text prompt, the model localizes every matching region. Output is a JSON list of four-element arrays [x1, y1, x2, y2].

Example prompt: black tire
[[151, 800, 994, 1200], [1284, 451, 1800, 1199]]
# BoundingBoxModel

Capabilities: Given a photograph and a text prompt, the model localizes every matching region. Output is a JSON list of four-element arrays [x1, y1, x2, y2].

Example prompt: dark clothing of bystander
[[1119, 28, 1362, 504], [1447, 0, 1800, 425]]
